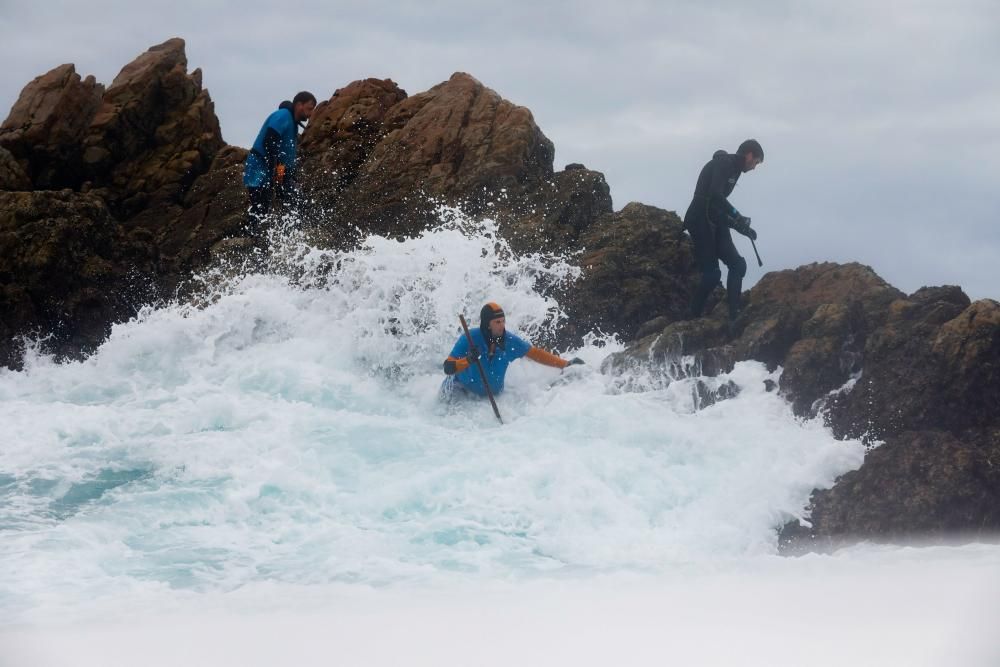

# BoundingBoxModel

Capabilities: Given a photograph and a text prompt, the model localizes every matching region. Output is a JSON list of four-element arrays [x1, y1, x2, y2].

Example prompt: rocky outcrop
[[0, 191, 153, 367], [0, 39, 223, 216], [361, 72, 554, 210], [608, 262, 1000, 549], [779, 292, 1000, 547], [603, 262, 899, 395], [779, 430, 1000, 551], [299, 72, 556, 241], [80, 38, 225, 219], [827, 289, 997, 441], [0, 39, 235, 366], [0, 63, 104, 189], [298, 78, 409, 198], [736, 263, 903, 414], [558, 202, 695, 346], [503, 163, 613, 254]]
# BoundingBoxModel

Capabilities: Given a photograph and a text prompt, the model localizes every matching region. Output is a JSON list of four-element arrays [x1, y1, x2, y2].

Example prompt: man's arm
[[706, 155, 744, 228], [525, 347, 584, 369], [443, 356, 469, 375], [261, 127, 282, 174], [443, 334, 476, 375]]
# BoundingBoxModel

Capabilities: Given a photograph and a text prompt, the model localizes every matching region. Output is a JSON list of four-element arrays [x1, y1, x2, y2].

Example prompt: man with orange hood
[[442, 303, 583, 398]]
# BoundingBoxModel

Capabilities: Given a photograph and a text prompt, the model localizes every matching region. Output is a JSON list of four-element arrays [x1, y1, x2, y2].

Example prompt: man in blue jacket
[[683, 139, 763, 324], [442, 302, 583, 399], [244, 91, 317, 235]]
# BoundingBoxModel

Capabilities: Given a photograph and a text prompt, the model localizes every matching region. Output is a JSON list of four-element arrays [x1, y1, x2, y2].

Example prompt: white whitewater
[[1, 214, 998, 666]]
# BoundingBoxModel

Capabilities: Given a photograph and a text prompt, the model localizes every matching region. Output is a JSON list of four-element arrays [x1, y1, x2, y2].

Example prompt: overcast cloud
[[2, 0, 998, 299]]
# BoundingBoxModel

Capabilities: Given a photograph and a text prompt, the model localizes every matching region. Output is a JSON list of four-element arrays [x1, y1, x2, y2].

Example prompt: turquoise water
[[0, 216, 875, 624]]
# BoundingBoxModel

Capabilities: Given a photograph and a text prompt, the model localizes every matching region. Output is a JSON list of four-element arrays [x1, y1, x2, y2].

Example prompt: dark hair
[[293, 91, 317, 106], [737, 139, 764, 161]]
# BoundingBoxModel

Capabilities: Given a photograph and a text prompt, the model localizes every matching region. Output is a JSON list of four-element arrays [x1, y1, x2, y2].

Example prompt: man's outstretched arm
[[525, 347, 583, 369]]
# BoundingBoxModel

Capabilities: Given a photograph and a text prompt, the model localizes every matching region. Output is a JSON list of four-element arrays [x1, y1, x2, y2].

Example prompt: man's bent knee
[[730, 257, 747, 279]]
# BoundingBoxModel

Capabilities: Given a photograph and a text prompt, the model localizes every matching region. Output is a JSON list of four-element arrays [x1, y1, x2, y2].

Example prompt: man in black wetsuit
[[684, 139, 763, 323]]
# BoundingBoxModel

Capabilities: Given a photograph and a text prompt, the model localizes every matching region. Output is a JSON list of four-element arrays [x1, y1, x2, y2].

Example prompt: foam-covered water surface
[[2, 216, 998, 663]]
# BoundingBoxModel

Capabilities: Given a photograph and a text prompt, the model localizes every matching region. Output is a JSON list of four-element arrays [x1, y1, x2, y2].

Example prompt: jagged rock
[[779, 284, 998, 551], [299, 78, 409, 198], [133, 145, 250, 287], [319, 72, 555, 238], [558, 202, 696, 346], [0, 63, 104, 189], [827, 290, 997, 442], [0, 191, 153, 368], [736, 262, 902, 380], [0, 39, 231, 363], [80, 38, 224, 218], [780, 429, 1000, 551], [608, 263, 901, 413], [373, 72, 553, 203], [606, 263, 999, 552], [0, 38, 223, 220]]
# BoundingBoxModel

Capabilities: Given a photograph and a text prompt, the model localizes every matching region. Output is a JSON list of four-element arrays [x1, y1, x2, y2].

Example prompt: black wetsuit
[[684, 150, 749, 319]]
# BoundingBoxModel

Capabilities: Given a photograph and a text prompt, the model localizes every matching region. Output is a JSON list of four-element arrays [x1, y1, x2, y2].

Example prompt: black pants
[[246, 186, 273, 237], [686, 215, 747, 319]]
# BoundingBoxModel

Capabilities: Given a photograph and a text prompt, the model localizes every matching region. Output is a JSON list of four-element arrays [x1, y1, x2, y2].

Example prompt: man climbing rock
[[683, 139, 764, 324], [243, 91, 317, 236]]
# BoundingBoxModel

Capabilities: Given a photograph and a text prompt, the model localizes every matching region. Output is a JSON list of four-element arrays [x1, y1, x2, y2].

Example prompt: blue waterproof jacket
[[243, 106, 298, 188], [448, 329, 532, 396]]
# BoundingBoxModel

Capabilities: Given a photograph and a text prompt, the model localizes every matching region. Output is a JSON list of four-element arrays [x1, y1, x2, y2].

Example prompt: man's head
[[480, 302, 506, 339], [292, 91, 317, 124], [737, 139, 764, 172]]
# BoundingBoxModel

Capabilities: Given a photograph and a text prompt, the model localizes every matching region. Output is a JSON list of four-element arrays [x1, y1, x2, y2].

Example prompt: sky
[[1, 0, 998, 299]]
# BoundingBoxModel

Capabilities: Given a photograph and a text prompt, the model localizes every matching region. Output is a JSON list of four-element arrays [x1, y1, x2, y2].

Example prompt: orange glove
[[275, 163, 286, 185]]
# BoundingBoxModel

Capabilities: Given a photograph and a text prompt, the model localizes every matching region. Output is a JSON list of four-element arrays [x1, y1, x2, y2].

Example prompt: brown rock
[[601, 316, 736, 392], [502, 165, 613, 254], [737, 262, 902, 376], [81, 38, 224, 216], [0, 191, 151, 368], [0, 63, 104, 188], [780, 430, 1000, 551], [321, 72, 555, 238], [557, 202, 695, 347], [369, 72, 553, 202], [0, 146, 31, 190], [299, 78, 409, 195], [826, 287, 990, 442]]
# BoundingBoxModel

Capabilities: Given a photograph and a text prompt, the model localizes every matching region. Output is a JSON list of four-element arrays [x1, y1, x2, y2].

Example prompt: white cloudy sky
[[2, 0, 998, 299]]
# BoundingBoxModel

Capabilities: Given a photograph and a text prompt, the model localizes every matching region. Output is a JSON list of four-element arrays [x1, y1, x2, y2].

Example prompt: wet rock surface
[[608, 262, 999, 549]]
